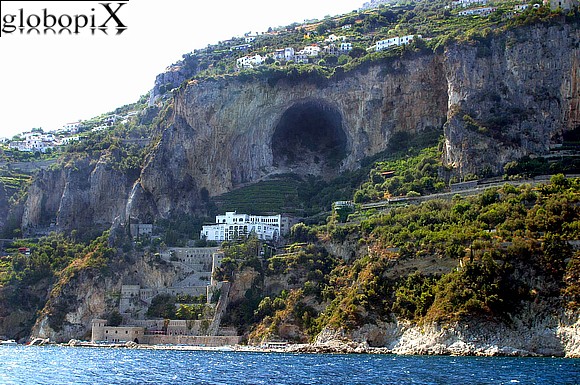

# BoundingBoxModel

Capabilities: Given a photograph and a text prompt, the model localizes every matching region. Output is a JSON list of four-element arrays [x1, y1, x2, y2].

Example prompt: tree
[[550, 173, 569, 189], [107, 310, 123, 326], [349, 47, 367, 59], [146, 294, 176, 319]]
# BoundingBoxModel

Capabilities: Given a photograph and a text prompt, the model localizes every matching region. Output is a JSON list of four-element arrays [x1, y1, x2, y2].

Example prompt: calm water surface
[[0, 345, 579, 385]]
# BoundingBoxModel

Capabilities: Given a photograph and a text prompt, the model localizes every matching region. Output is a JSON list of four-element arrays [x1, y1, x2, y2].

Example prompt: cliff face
[[314, 309, 580, 357], [131, 53, 448, 219], [130, 22, 578, 220], [443, 23, 580, 176], [30, 252, 181, 343], [21, 157, 135, 235], [13, 21, 580, 231], [0, 182, 8, 230]]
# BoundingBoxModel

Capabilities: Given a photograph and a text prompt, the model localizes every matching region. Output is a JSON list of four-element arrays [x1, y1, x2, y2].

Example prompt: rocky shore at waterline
[[294, 313, 580, 358], [285, 340, 543, 357], [49, 310, 580, 358]]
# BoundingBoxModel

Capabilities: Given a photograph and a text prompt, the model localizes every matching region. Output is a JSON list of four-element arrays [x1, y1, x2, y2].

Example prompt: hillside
[[0, 1, 579, 353], [230, 174, 580, 356]]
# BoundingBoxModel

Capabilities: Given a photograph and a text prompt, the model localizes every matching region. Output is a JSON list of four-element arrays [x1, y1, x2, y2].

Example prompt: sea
[[1, 345, 579, 385]]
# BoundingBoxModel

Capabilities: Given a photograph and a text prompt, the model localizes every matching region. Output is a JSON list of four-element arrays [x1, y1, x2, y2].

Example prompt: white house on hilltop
[[451, 0, 488, 8], [458, 7, 496, 16], [62, 121, 81, 133], [302, 45, 321, 57], [8, 132, 57, 153], [376, 35, 420, 51], [284, 47, 295, 61], [340, 42, 353, 52], [236, 54, 264, 69], [201, 211, 292, 242]]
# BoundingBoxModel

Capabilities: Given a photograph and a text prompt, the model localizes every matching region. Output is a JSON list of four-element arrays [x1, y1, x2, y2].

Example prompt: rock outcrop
[[12, 20, 580, 235], [149, 55, 200, 105], [21, 156, 136, 235], [130, 21, 579, 221], [311, 310, 580, 357], [0, 182, 8, 230], [443, 23, 580, 176], [131, 52, 448, 220], [30, 251, 182, 343]]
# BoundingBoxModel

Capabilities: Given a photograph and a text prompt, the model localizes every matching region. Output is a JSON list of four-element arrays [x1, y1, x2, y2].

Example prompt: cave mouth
[[271, 100, 347, 175]]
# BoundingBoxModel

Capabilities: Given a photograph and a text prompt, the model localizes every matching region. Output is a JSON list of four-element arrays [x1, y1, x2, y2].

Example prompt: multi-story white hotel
[[201, 211, 292, 242]]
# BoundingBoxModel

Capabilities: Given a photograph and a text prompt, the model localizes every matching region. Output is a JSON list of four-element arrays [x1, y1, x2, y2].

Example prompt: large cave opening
[[271, 100, 347, 176]]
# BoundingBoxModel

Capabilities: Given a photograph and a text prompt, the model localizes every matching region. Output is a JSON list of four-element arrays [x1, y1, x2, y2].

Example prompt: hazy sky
[[0, 0, 362, 139]]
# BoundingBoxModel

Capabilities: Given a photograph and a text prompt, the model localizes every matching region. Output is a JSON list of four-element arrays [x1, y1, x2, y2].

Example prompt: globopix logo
[[0, 1, 130, 36]]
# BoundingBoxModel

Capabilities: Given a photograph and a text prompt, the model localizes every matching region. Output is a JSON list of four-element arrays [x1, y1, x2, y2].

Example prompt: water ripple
[[0, 346, 579, 385]]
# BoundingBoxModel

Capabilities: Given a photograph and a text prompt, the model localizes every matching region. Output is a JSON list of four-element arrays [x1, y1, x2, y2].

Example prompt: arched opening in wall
[[271, 100, 347, 176]]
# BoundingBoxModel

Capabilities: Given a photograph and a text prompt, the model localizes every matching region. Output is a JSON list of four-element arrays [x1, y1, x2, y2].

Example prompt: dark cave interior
[[271, 100, 347, 173]]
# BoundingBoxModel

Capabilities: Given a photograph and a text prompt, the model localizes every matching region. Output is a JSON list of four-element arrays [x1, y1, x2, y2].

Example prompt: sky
[[0, 0, 362, 139]]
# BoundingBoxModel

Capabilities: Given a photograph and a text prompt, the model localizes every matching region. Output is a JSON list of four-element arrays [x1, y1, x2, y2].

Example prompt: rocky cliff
[[0, 182, 8, 230], [443, 22, 580, 176], [12, 20, 580, 235], [310, 308, 580, 357], [20, 156, 136, 236], [130, 52, 447, 220], [30, 250, 182, 343], [129, 21, 579, 221]]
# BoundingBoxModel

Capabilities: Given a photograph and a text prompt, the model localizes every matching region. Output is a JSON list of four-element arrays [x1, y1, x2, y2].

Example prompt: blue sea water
[[0, 346, 579, 385]]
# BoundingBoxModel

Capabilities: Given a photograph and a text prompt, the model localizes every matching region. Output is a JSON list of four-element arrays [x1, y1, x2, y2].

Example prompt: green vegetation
[[211, 171, 368, 220], [0, 232, 115, 334], [212, 178, 302, 215], [146, 294, 212, 321], [160, 0, 578, 88], [327, 176, 578, 325], [354, 145, 445, 203], [242, 176, 580, 340], [0, 170, 32, 203], [504, 155, 580, 179], [1, 0, 579, 341]]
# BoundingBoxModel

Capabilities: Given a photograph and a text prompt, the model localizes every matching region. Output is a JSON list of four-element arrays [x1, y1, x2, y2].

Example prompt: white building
[[340, 42, 353, 52], [294, 53, 309, 64], [324, 34, 346, 43], [103, 115, 118, 126], [302, 45, 321, 57], [62, 121, 81, 133], [244, 35, 257, 43], [60, 136, 80, 145], [324, 44, 339, 55], [8, 132, 57, 153], [201, 211, 289, 242], [236, 54, 264, 69], [230, 44, 252, 51], [274, 48, 285, 60], [376, 37, 401, 51], [284, 47, 295, 61], [375, 35, 420, 51], [458, 7, 496, 16], [451, 0, 488, 8]]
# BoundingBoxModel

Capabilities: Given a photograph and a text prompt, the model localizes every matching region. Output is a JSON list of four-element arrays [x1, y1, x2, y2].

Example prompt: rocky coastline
[[53, 310, 580, 358], [48, 338, 577, 358], [297, 312, 580, 358]]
